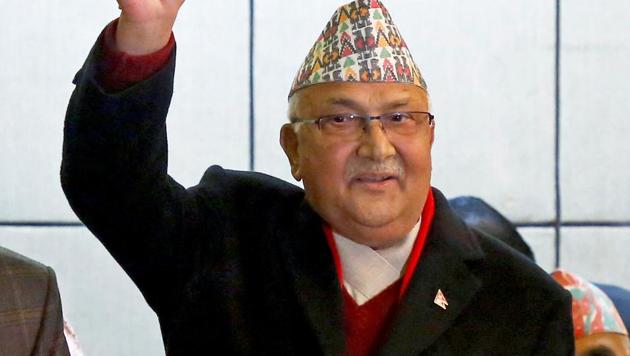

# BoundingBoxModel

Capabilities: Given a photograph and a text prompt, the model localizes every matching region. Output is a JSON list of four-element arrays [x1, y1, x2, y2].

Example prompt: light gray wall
[[1, 0, 628, 354]]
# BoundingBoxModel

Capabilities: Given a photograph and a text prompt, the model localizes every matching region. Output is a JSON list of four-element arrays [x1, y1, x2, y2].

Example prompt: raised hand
[[115, 0, 186, 55]]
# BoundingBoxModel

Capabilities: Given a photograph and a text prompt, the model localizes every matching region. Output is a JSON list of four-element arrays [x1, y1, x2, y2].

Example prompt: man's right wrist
[[96, 18, 175, 92], [116, 17, 174, 55]]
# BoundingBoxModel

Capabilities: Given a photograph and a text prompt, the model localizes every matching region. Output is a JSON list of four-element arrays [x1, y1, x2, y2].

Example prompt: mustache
[[345, 156, 405, 180]]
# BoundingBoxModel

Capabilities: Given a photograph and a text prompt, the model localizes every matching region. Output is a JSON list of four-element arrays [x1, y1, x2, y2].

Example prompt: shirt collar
[[333, 219, 421, 305]]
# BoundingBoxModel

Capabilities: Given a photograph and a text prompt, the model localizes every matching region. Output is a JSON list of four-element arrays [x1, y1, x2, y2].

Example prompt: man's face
[[575, 332, 630, 356], [281, 82, 434, 248]]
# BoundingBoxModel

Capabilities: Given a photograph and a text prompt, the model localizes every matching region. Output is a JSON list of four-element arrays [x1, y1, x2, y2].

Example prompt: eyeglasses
[[292, 111, 435, 137]]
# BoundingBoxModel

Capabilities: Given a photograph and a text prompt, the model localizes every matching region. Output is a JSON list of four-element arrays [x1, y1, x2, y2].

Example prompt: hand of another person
[[116, 0, 185, 55]]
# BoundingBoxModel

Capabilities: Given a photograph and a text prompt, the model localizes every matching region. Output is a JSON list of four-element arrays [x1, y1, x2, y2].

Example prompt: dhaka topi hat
[[551, 269, 629, 339], [289, 0, 427, 98]]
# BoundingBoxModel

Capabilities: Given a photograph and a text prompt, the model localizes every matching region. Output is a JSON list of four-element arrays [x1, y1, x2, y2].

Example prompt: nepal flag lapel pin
[[434, 289, 448, 310]]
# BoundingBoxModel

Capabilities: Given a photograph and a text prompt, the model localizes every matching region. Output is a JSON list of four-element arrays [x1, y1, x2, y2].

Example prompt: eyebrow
[[325, 97, 362, 111], [386, 99, 412, 110], [582, 346, 615, 356]]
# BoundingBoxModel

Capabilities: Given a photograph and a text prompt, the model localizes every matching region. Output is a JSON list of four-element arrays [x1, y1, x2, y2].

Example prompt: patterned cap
[[551, 269, 629, 339], [289, 0, 427, 98]]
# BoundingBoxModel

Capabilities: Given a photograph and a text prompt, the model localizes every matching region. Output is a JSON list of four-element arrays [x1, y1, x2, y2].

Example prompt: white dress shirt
[[333, 219, 421, 306]]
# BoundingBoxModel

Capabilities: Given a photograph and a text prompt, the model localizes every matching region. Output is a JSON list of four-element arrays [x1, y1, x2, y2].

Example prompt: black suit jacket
[[0, 247, 70, 356], [61, 37, 574, 355]]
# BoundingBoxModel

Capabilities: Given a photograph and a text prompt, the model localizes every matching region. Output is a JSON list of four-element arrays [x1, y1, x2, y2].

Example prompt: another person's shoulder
[[596, 283, 630, 330], [189, 165, 307, 222], [445, 194, 568, 302], [0, 247, 70, 355], [195, 165, 304, 201], [0, 246, 58, 314], [472, 228, 569, 302], [0, 246, 52, 278]]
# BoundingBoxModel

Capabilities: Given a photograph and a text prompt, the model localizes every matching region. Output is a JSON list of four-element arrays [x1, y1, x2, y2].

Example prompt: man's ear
[[429, 122, 435, 146], [280, 124, 302, 181]]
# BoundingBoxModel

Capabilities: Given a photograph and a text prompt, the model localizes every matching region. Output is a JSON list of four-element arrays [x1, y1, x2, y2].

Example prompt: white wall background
[[0, 0, 628, 354]]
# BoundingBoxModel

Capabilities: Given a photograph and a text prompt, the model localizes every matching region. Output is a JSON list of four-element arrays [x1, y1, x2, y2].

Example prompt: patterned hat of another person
[[289, 0, 427, 98], [551, 269, 628, 338]]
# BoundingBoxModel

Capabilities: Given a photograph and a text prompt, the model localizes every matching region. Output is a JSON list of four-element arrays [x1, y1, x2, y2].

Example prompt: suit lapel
[[278, 189, 485, 355], [278, 200, 345, 356], [380, 189, 485, 355]]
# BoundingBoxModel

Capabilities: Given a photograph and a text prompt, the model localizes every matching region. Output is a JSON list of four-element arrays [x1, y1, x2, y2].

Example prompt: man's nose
[[356, 120, 396, 160]]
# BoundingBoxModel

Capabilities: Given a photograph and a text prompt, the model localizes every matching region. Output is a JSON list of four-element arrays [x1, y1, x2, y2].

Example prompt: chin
[[350, 221, 409, 249], [350, 193, 410, 223], [325, 202, 414, 248], [352, 209, 397, 228]]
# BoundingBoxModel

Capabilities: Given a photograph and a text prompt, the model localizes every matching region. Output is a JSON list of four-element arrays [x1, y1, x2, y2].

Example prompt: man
[[552, 270, 630, 356], [62, 0, 574, 354], [0, 246, 70, 355]]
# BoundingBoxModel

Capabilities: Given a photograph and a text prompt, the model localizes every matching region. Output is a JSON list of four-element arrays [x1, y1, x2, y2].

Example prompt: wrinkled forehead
[[289, 82, 429, 118]]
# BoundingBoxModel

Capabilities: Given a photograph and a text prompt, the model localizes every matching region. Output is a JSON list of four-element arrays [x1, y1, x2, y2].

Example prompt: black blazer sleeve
[[61, 35, 202, 313]]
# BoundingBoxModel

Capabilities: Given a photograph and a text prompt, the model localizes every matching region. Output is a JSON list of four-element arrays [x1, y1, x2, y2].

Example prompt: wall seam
[[248, 0, 255, 171], [554, 0, 562, 268]]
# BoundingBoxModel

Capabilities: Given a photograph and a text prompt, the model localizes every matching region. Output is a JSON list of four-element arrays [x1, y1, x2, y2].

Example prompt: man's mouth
[[355, 174, 397, 183], [352, 173, 400, 187]]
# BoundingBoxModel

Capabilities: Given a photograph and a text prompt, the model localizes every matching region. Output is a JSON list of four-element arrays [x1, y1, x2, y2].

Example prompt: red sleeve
[[96, 19, 175, 92]]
